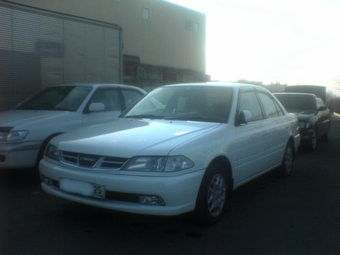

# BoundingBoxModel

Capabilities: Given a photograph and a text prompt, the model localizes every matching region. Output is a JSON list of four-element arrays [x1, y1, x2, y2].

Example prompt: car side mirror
[[89, 103, 105, 112], [238, 110, 252, 125]]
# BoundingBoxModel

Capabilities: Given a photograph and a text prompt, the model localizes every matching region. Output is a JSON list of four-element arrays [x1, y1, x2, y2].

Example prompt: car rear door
[[256, 91, 288, 167]]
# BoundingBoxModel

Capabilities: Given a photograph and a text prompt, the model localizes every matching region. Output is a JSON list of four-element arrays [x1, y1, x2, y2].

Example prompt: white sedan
[[40, 83, 300, 224], [0, 84, 146, 169]]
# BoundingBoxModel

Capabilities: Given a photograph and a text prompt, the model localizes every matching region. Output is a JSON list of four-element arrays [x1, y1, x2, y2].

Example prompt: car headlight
[[298, 122, 309, 129], [45, 143, 60, 160], [122, 156, 194, 172], [0, 129, 28, 141]]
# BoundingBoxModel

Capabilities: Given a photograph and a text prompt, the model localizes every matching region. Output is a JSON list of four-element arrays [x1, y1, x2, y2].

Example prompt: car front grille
[[60, 151, 128, 169]]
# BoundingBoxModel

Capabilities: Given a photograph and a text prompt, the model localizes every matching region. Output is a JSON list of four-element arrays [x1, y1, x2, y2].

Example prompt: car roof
[[274, 92, 316, 97], [51, 83, 147, 93], [162, 82, 270, 91]]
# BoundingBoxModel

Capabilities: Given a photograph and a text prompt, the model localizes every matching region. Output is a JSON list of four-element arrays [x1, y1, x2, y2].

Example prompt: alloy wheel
[[207, 174, 226, 217]]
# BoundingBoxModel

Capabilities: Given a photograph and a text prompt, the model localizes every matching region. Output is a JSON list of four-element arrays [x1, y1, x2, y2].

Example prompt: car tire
[[321, 123, 331, 142], [321, 131, 329, 142], [278, 141, 294, 178], [194, 163, 228, 225], [307, 128, 317, 151]]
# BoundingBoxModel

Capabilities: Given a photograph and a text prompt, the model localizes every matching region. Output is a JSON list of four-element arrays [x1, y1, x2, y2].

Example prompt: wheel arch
[[288, 136, 296, 161], [35, 132, 63, 167], [208, 156, 233, 195], [193, 156, 233, 224]]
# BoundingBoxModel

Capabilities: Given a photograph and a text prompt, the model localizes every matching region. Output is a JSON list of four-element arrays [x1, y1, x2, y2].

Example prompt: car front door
[[234, 88, 288, 185], [121, 88, 146, 109], [82, 88, 123, 126], [235, 88, 268, 184], [256, 91, 288, 168]]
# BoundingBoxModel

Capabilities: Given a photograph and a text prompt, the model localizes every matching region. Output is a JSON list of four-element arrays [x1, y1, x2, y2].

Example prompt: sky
[[166, 0, 340, 94]]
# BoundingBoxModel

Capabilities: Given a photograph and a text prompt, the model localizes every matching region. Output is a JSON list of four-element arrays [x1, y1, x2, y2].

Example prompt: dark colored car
[[274, 92, 331, 151]]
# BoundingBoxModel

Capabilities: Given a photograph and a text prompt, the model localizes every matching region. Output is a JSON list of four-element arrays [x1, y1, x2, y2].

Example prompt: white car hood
[[0, 110, 74, 129], [54, 118, 221, 157]]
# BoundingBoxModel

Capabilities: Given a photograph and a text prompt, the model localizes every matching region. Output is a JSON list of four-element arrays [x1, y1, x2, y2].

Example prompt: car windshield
[[124, 86, 233, 123], [275, 94, 316, 113], [16, 86, 92, 111]]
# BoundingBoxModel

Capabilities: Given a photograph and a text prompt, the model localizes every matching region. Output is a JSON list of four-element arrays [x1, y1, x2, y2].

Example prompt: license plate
[[60, 178, 105, 199]]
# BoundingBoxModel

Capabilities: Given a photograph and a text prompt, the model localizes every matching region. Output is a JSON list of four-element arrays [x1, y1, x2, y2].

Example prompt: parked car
[[274, 92, 331, 151], [40, 83, 300, 224], [0, 84, 147, 169]]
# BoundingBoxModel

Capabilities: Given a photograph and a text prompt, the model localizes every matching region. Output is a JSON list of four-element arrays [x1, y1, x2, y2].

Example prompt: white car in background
[[0, 84, 146, 169], [40, 83, 300, 224]]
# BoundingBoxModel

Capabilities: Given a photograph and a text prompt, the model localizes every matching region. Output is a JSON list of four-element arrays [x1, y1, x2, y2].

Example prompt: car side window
[[238, 91, 263, 122], [274, 101, 284, 116], [257, 92, 280, 119], [316, 98, 325, 108], [89, 89, 122, 112], [121, 89, 145, 108]]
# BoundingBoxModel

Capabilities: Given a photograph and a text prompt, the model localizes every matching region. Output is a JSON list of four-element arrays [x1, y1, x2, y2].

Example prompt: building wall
[[6, 0, 206, 73], [0, 1, 125, 111]]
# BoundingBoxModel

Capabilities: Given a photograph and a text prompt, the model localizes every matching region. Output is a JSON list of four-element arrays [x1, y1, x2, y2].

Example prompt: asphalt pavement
[[1, 115, 340, 255]]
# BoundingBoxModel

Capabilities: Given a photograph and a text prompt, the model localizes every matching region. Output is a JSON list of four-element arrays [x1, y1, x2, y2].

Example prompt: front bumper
[[299, 128, 315, 145], [39, 158, 205, 216], [0, 140, 42, 168]]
